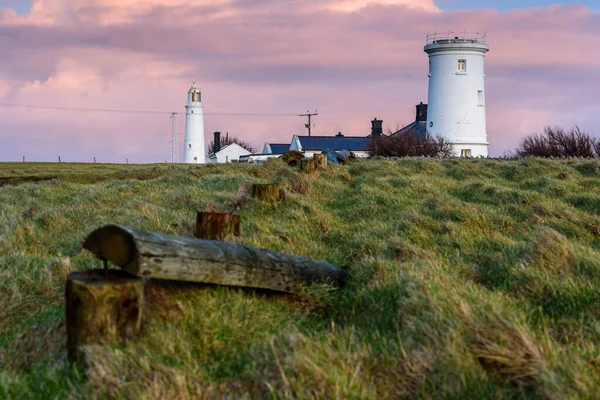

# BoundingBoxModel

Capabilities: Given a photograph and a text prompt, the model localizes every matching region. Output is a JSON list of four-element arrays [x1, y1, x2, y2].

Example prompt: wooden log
[[66, 269, 143, 362], [83, 225, 345, 294], [300, 159, 318, 174], [313, 153, 328, 169], [252, 184, 285, 203], [195, 212, 241, 241]]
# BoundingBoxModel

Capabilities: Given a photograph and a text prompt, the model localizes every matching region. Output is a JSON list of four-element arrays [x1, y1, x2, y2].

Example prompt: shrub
[[367, 131, 454, 158], [514, 126, 596, 158]]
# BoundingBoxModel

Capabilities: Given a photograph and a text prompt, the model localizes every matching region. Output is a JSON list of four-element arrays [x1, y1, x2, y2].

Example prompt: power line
[[0, 103, 167, 115], [0, 103, 299, 117]]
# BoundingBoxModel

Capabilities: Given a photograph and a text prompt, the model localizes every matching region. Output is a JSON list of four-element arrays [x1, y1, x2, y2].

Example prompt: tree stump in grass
[[300, 159, 318, 174], [66, 269, 143, 362], [195, 212, 240, 241], [252, 184, 285, 203], [313, 153, 328, 169]]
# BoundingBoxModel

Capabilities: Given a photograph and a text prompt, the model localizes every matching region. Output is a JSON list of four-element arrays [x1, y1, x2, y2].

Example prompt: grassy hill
[[1, 158, 600, 399]]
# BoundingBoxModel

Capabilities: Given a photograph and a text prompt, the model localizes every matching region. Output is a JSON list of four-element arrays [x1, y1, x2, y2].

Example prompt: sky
[[0, 0, 598, 162]]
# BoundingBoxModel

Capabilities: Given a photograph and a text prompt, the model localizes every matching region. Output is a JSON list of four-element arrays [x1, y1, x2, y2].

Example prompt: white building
[[208, 132, 252, 163], [183, 82, 206, 163], [425, 32, 489, 157], [288, 133, 371, 159]]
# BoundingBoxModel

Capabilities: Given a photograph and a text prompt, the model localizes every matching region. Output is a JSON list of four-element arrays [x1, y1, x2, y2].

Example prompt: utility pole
[[299, 110, 318, 136], [170, 112, 179, 163]]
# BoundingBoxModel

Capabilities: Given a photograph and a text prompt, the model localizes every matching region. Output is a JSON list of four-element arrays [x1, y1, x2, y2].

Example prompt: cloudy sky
[[0, 0, 598, 162]]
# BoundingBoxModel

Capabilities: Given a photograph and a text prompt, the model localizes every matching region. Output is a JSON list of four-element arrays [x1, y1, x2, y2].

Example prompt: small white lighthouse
[[425, 31, 489, 157], [184, 82, 206, 163]]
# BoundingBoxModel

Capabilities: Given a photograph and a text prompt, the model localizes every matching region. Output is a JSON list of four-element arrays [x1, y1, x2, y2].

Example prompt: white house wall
[[211, 143, 252, 163]]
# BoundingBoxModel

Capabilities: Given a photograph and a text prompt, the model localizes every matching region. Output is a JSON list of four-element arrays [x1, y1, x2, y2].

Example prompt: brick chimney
[[213, 131, 221, 153], [415, 102, 428, 122], [371, 118, 383, 137]]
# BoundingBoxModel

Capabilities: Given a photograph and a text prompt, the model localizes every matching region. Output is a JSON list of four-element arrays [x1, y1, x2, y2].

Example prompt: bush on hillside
[[367, 131, 454, 158], [514, 126, 596, 158]]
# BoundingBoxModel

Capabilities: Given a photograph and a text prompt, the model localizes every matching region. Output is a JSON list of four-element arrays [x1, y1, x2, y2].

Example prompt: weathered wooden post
[[22, 156, 25, 162], [300, 159, 318, 174], [252, 184, 285, 203], [83, 225, 345, 294], [314, 153, 328, 169], [195, 212, 240, 241], [66, 270, 143, 362], [93, 157, 96, 164], [58, 156, 61, 163]]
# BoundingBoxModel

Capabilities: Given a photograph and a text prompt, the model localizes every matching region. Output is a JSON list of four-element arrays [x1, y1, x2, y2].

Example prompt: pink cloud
[[0, 1, 599, 161]]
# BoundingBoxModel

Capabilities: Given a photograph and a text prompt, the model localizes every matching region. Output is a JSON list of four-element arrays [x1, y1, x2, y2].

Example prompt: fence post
[[58, 156, 61, 163], [94, 157, 96, 164], [22, 156, 25, 162], [126, 158, 129, 164]]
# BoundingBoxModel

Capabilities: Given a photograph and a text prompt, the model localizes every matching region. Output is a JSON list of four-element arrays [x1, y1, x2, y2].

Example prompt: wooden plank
[[83, 225, 345, 294]]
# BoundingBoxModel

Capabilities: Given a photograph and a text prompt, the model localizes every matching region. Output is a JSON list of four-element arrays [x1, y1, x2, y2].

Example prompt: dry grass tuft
[[173, 220, 195, 237], [281, 150, 305, 167], [529, 226, 575, 274], [83, 346, 212, 399], [22, 203, 40, 219], [228, 179, 254, 213], [382, 236, 424, 262], [469, 315, 546, 387], [45, 256, 72, 281], [587, 223, 600, 238], [556, 171, 574, 180], [367, 350, 431, 399], [144, 280, 186, 320], [0, 318, 65, 372], [290, 174, 310, 195]]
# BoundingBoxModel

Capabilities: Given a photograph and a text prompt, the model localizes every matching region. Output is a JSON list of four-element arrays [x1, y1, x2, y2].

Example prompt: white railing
[[426, 31, 487, 45]]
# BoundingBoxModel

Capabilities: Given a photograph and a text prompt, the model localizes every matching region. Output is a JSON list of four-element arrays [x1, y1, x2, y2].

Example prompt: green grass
[[1, 158, 600, 399]]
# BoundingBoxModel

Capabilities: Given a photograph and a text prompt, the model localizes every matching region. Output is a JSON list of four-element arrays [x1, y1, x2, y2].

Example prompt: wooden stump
[[66, 269, 143, 362], [195, 212, 240, 241], [300, 159, 318, 174], [83, 225, 346, 294], [314, 153, 328, 169], [252, 184, 285, 203]]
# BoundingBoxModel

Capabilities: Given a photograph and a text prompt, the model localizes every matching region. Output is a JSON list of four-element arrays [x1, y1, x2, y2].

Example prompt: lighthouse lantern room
[[184, 82, 206, 164]]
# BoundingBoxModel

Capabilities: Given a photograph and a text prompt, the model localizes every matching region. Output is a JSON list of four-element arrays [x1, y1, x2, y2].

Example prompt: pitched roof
[[390, 121, 427, 138], [270, 144, 290, 154], [208, 143, 252, 157], [296, 136, 369, 151]]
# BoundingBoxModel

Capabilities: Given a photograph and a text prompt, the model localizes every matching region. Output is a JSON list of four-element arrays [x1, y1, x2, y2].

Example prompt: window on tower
[[461, 149, 472, 157], [458, 59, 467, 73], [188, 144, 192, 149], [478, 90, 484, 106]]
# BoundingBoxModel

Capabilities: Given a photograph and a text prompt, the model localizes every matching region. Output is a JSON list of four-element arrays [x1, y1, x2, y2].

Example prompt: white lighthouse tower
[[184, 82, 206, 163], [425, 32, 489, 157]]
